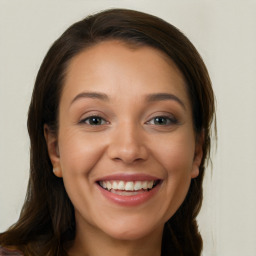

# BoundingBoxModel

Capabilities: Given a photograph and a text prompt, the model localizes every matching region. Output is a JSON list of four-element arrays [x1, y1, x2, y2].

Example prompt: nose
[[107, 122, 148, 164]]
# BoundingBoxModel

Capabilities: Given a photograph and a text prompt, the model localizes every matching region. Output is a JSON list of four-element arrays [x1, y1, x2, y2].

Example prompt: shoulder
[[0, 247, 23, 256]]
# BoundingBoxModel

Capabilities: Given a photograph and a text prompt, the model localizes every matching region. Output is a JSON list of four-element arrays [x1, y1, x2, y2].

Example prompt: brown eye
[[154, 117, 169, 125], [82, 116, 107, 126], [147, 116, 177, 126]]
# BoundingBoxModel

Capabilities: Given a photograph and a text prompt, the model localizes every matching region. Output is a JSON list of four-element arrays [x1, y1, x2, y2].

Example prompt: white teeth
[[106, 181, 112, 190], [117, 181, 125, 190], [134, 181, 142, 191], [142, 181, 148, 189], [112, 181, 118, 189], [147, 180, 154, 189], [100, 181, 107, 189], [125, 181, 134, 191], [99, 180, 156, 191]]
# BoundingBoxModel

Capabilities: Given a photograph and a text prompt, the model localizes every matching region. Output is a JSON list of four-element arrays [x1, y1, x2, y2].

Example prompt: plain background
[[0, 1, 256, 255]]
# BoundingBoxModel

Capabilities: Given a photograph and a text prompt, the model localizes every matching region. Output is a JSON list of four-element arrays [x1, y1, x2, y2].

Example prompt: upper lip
[[96, 173, 161, 182]]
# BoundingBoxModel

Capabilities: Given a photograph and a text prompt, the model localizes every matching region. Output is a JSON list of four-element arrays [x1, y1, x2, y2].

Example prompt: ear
[[44, 124, 62, 178], [191, 131, 204, 179]]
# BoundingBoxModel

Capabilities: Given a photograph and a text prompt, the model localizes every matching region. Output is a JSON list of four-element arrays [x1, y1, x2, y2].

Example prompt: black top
[[0, 247, 23, 255]]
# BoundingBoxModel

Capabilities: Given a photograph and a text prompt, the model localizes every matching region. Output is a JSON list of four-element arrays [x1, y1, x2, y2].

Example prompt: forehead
[[61, 40, 190, 108]]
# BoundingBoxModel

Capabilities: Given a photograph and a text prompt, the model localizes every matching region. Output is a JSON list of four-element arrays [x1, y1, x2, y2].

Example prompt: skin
[[45, 40, 203, 256]]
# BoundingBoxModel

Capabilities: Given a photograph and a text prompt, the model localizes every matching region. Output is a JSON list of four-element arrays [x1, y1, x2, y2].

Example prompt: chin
[[99, 218, 164, 241]]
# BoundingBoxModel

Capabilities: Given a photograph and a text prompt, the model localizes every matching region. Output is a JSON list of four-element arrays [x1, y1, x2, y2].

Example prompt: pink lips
[[96, 174, 161, 206], [97, 173, 160, 181]]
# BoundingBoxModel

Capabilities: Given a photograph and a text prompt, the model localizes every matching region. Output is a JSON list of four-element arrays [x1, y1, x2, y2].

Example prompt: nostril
[[107, 133, 149, 164], [112, 151, 145, 164], [112, 156, 142, 162]]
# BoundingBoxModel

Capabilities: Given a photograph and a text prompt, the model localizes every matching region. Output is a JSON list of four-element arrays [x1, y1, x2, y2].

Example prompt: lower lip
[[97, 183, 160, 206]]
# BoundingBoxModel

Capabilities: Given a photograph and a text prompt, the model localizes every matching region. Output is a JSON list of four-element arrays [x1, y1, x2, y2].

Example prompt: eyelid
[[78, 112, 109, 125], [146, 113, 178, 126], [82, 116, 108, 125]]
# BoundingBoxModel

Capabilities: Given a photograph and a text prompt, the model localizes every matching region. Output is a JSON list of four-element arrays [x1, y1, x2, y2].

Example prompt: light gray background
[[1, 1, 256, 255]]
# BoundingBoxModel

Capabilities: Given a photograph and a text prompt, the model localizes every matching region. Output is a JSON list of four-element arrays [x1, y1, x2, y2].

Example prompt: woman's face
[[46, 40, 202, 241]]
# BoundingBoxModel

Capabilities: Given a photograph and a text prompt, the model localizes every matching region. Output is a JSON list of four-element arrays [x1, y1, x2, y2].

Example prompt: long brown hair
[[0, 9, 215, 255]]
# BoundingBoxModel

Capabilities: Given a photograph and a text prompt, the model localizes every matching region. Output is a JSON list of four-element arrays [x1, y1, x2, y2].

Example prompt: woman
[[0, 8, 215, 256]]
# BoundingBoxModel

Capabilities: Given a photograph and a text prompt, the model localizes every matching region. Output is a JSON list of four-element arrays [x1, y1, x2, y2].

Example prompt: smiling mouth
[[97, 180, 161, 196]]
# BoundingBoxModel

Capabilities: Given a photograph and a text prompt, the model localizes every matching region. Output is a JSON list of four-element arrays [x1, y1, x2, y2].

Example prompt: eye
[[81, 116, 108, 126], [147, 116, 177, 126]]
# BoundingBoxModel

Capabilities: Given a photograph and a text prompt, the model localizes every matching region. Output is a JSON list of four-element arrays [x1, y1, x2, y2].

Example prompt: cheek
[[58, 129, 106, 176], [151, 133, 195, 217], [153, 132, 195, 176], [161, 142, 194, 193], [57, 130, 106, 219], [166, 145, 194, 174]]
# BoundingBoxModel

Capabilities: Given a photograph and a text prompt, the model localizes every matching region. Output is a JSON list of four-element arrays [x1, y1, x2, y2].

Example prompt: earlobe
[[191, 131, 204, 179], [53, 166, 63, 178], [44, 124, 63, 178]]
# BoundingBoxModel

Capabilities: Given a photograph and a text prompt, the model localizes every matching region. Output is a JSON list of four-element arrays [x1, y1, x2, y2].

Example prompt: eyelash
[[79, 115, 178, 126], [146, 115, 178, 126], [79, 116, 108, 126]]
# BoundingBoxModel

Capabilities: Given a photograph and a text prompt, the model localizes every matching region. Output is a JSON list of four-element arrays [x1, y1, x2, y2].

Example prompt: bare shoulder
[[0, 247, 23, 256]]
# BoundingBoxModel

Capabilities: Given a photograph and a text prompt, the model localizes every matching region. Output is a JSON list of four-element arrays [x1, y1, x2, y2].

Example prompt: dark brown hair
[[0, 8, 215, 256]]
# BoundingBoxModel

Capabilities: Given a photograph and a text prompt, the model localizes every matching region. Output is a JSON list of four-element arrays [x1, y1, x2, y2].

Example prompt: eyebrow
[[70, 91, 185, 110], [145, 93, 186, 110], [70, 92, 109, 106]]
